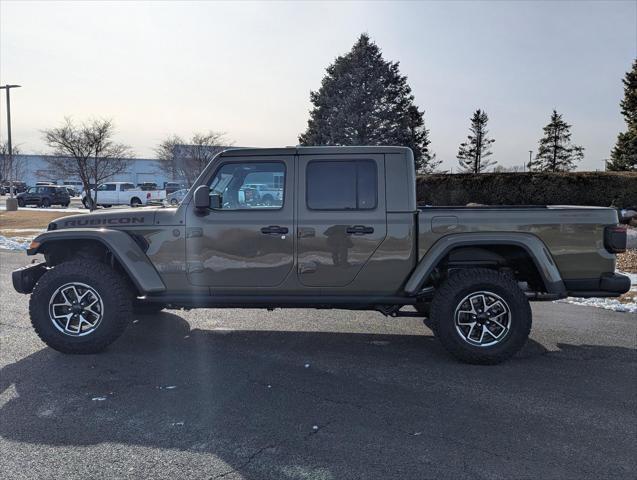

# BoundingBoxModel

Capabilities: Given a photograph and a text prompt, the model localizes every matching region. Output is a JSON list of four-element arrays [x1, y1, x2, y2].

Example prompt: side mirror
[[193, 185, 211, 210], [209, 193, 222, 209]]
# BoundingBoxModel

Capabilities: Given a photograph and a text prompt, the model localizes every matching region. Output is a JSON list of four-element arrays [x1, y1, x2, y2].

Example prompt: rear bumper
[[12, 263, 48, 294], [565, 273, 632, 298]]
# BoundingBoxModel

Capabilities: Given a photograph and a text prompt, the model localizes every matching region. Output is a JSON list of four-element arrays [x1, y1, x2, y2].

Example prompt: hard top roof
[[219, 146, 411, 157]]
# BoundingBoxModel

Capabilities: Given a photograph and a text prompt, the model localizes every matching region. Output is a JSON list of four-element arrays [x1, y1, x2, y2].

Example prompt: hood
[[49, 207, 162, 231]]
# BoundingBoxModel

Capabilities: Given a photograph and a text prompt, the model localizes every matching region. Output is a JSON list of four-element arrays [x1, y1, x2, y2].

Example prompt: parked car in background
[[82, 182, 166, 208], [17, 185, 71, 207], [164, 182, 183, 195], [61, 181, 83, 196], [241, 183, 284, 206], [1, 181, 27, 194], [166, 188, 188, 206]]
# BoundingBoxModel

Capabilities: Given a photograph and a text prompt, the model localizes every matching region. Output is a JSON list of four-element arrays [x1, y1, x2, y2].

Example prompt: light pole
[[527, 150, 533, 172], [1, 84, 21, 210]]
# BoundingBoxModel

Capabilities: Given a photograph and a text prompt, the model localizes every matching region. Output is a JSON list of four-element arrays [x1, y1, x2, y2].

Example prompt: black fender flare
[[404, 232, 566, 296], [28, 228, 166, 294]]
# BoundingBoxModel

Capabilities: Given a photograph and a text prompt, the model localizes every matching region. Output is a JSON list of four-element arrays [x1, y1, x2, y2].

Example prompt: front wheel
[[41, 198, 51, 208], [29, 260, 133, 354], [17, 198, 25, 207], [430, 268, 532, 365]]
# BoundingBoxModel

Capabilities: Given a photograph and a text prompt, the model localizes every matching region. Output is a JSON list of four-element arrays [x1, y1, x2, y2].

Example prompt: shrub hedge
[[416, 171, 637, 207]]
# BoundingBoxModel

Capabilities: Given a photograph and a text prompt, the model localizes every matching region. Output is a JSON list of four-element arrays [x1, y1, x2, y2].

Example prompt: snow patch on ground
[[0, 235, 31, 251], [557, 296, 637, 314], [556, 270, 637, 314]]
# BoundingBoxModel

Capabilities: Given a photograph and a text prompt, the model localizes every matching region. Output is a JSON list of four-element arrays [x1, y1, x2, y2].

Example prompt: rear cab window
[[306, 160, 377, 210]]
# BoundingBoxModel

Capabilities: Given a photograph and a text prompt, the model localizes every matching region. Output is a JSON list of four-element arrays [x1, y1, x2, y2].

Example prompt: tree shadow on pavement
[[0, 312, 635, 479]]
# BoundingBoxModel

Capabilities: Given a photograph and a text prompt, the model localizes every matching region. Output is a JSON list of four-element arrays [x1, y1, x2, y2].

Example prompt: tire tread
[[29, 260, 132, 354]]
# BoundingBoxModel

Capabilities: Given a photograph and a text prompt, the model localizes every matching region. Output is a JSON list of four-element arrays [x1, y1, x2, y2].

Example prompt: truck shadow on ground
[[1, 312, 635, 479]]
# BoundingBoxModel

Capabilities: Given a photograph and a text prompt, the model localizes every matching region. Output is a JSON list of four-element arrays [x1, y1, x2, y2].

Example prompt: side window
[[306, 160, 377, 210], [208, 162, 285, 210]]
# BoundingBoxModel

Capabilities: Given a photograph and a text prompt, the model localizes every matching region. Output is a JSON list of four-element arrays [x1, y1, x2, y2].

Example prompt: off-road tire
[[29, 260, 133, 354], [430, 268, 532, 365]]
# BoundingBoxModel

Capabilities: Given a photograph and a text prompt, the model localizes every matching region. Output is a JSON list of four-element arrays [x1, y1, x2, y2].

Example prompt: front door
[[296, 154, 387, 287], [185, 156, 294, 288]]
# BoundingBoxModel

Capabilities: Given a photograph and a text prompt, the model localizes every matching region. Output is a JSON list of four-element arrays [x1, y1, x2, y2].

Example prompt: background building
[[5, 154, 172, 187]]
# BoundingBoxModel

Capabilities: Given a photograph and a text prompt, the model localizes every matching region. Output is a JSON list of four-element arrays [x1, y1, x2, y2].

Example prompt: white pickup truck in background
[[81, 182, 166, 208]]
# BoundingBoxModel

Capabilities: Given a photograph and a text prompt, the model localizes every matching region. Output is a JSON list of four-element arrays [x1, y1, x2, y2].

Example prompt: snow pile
[[0, 235, 31, 251]]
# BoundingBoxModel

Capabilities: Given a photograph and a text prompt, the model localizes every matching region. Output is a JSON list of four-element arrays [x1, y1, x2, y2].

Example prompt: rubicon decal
[[63, 217, 146, 227]]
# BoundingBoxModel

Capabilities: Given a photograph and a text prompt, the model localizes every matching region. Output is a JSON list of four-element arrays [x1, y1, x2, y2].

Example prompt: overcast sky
[[1, 0, 635, 171]]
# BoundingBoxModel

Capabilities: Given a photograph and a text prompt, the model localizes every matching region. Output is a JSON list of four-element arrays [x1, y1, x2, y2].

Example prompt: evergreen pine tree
[[456, 109, 496, 173], [608, 59, 637, 171], [298, 34, 438, 173], [530, 110, 584, 172]]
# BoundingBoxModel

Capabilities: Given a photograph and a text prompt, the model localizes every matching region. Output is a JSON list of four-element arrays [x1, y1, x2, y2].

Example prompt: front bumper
[[565, 273, 632, 298], [12, 263, 48, 294]]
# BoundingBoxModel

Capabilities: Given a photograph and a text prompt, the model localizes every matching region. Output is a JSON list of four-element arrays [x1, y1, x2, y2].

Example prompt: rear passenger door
[[296, 154, 387, 287]]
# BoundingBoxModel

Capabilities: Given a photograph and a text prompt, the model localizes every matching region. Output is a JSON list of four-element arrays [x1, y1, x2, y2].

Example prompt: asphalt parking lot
[[0, 251, 635, 479]]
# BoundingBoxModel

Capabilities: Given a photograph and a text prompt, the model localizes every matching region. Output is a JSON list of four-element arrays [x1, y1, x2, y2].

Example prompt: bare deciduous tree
[[156, 131, 230, 186], [0, 142, 24, 185], [42, 118, 132, 210]]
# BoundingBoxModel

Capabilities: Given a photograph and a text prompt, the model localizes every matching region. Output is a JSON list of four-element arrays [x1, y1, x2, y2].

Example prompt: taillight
[[146, 192, 151, 199], [604, 226, 627, 253]]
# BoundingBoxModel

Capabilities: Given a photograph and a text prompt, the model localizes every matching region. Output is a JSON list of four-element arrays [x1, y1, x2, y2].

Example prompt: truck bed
[[417, 205, 619, 281]]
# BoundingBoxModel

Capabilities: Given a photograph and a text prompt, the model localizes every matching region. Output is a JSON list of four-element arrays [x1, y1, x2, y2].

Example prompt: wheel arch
[[29, 229, 166, 295], [405, 233, 566, 297]]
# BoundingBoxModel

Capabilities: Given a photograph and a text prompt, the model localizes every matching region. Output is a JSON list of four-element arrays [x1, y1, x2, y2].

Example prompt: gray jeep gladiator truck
[[12, 146, 631, 364]]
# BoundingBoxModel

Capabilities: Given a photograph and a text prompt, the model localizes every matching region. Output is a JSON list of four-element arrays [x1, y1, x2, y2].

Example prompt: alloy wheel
[[454, 291, 511, 347], [48, 282, 104, 336]]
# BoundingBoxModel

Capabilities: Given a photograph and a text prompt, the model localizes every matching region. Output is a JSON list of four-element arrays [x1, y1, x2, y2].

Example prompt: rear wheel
[[430, 268, 531, 365], [17, 198, 25, 207], [29, 260, 132, 354], [130, 197, 142, 207], [41, 198, 51, 208]]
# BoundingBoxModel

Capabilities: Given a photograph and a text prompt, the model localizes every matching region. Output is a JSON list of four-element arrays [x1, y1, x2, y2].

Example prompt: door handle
[[346, 225, 374, 235], [260, 225, 289, 235]]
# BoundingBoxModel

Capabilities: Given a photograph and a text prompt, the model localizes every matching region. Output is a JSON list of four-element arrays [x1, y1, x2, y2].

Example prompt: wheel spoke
[[483, 327, 501, 339], [478, 326, 485, 343]]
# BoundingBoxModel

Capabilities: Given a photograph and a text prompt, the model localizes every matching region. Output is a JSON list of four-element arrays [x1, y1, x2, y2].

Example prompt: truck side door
[[296, 154, 387, 287], [185, 156, 295, 288]]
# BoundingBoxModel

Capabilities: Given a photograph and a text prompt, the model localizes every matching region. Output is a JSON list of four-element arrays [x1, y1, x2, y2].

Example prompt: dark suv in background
[[17, 185, 71, 207]]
